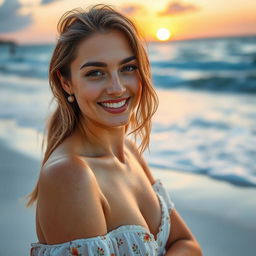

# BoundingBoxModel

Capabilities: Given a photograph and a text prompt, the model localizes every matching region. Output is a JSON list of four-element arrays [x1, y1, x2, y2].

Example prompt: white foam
[[0, 119, 43, 161]]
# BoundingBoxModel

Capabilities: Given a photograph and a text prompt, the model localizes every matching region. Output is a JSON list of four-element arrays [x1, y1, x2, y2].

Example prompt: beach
[[1, 0, 256, 254], [1, 140, 256, 256]]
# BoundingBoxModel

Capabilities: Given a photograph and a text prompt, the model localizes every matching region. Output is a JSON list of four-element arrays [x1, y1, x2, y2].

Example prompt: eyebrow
[[80, 56, 136, 70]]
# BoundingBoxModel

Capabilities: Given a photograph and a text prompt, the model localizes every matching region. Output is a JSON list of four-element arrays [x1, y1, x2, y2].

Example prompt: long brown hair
[[26, 4, 158, 207]]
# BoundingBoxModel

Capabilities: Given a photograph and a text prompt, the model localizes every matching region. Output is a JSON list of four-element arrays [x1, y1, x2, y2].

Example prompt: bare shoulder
[[125, 138, 156, 185], [39, 155, 96, 190], [37, 155, 107, 244]]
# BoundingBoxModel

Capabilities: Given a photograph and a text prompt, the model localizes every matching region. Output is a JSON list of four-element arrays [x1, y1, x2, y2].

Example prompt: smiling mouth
[[97, 97, 131, 113], [98, 97, 130, 108]]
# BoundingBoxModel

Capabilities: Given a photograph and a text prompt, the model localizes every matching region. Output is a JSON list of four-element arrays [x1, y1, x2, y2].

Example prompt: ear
[[57, 70, 73, 95]]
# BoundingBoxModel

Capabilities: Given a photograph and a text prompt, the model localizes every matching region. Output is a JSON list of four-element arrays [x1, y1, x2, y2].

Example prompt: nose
[[106, 72, 126, 96]]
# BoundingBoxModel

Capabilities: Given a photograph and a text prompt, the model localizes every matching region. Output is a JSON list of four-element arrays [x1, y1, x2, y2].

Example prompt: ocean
[[0, 36, 256, 187]]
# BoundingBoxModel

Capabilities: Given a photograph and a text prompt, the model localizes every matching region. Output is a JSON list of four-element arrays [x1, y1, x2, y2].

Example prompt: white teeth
[[101, 100, 126, 108]]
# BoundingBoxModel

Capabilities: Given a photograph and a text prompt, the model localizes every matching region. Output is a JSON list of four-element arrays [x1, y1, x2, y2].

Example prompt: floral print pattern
[[143, 233, 151, 242], [132, 243, 140, 254], [96, 247, 105, 255], [30, 179, 174, 256], [70, 246, 81, 256], [116, 238, 124, 248]]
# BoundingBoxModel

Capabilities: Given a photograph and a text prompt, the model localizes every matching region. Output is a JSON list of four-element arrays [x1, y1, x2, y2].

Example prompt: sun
[[156, 28, 171, 41]]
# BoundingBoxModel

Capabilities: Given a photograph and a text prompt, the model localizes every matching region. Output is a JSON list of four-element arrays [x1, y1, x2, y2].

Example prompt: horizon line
[[1, 33, 255, 46]]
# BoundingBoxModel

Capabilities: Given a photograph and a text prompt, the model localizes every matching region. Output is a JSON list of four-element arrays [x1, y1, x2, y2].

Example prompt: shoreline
[[0, 140, 40, 255], [0, 141, 256, 255]]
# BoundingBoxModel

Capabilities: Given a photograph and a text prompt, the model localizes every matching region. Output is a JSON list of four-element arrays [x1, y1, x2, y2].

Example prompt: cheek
[[126, 74, 141, 94], [75, 83, 102, 103], [127, 75, 142, 107]]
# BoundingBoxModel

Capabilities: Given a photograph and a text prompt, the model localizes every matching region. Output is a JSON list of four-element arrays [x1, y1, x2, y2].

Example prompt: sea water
[[0, 36, 255, 186]]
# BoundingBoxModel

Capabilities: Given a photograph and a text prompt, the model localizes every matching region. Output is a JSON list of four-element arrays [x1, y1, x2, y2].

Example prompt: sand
[[0, 141, 255, 255]]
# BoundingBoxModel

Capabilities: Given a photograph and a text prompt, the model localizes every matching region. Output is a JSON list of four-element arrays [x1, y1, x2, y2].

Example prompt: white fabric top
[[31, 179, 175, 256]]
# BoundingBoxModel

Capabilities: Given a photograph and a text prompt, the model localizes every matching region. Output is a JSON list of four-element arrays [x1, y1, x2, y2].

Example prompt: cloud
[[120, 4, 145, 16], [41, 0, 62, 5], [159, 1, 199, 16], [0, 0, 32, 33]]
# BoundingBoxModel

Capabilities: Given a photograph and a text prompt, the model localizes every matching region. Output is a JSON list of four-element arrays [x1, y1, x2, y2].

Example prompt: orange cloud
[[159, 1, 199, 16]]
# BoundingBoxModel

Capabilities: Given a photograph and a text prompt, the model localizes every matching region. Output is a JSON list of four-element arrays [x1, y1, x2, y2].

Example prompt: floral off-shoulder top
[[31, 179, 175, 256]]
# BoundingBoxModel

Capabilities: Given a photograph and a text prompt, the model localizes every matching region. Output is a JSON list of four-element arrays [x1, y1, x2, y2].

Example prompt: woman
[[28, 4, 202, 256]]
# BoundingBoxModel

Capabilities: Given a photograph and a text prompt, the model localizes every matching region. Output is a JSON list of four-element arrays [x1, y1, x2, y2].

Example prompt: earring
[[67, 94, 75, 103]]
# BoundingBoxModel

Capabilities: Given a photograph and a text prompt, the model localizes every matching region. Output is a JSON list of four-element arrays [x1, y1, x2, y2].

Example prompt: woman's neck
[[73, 117, 127, 163]]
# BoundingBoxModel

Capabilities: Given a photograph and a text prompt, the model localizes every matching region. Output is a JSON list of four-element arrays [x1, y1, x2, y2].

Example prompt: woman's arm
[[165, 209, 202, 255]]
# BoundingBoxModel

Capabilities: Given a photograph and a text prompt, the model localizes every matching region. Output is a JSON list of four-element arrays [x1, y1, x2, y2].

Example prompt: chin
[[104, 116, 131, 128], [109, 120, 129, 128]]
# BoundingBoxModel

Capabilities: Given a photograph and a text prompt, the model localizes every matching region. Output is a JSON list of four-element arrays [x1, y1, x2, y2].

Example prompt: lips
[[99, 97, 129, 103], [97, 97, 130, 113]]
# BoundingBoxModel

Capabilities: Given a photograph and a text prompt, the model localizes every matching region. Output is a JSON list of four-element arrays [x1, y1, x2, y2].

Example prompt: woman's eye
[[85, 70, 104, 77], [121, 65, 138, 72]]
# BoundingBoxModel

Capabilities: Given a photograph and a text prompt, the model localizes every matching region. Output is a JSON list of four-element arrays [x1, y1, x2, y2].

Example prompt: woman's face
[[67, 30, 141, 129]]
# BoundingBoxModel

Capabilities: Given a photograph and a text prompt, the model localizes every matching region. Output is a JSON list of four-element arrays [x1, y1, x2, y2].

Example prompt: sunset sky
[[0, 0, 256, 44]]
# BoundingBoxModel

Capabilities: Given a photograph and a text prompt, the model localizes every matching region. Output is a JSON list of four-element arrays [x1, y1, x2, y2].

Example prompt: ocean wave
[[151, 59, 256, 71], [153, 74, 256, 93], [209, 167, 256, 187], [188, 118, 230, 129], [149, 162, 256, 187], [0, 59, 48, 79]]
